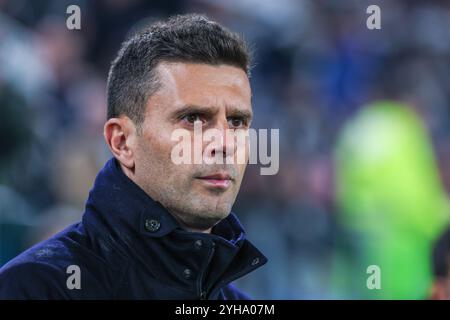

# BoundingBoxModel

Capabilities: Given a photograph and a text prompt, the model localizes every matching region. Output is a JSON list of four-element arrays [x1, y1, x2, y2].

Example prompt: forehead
[[151, 62, 252, 113]]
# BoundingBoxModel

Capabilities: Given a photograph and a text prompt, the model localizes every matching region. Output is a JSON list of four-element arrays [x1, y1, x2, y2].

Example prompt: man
[[0, 14, 267, 299]]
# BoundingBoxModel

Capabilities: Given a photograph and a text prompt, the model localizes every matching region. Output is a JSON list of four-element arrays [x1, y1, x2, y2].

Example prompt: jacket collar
[[84, 157, 178, 236]]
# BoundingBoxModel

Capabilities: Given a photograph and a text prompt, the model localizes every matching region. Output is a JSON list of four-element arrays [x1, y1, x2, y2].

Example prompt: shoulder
[[0, 259, 70, 299], [0, 223, 115, 299]]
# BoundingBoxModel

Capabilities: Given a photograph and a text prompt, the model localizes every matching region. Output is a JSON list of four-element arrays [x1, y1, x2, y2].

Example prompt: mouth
[[195, 173, 233, 189]]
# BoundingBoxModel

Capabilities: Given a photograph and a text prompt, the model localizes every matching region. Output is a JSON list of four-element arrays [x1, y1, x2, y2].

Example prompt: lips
[[196, 173, 233, 189], [199, 173, 232, 180]]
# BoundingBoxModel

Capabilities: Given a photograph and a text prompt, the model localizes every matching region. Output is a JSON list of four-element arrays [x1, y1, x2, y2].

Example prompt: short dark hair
[[106, 14, 251, 127]]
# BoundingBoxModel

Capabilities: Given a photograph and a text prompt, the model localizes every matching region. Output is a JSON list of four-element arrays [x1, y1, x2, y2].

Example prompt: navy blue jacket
[[0, 158, 267, 299]]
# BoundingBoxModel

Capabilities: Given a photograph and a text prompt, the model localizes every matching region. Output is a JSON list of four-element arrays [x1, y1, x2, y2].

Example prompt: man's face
[[131, 62, 252, 231]]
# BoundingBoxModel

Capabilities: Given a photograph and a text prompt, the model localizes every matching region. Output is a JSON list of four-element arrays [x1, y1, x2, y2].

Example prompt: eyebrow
[[227, 108, 253, 121], [170, 104, 253, 121]]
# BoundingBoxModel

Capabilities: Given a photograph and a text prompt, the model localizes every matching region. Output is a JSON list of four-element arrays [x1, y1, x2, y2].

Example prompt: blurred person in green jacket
[[333, 101, 450, 299]]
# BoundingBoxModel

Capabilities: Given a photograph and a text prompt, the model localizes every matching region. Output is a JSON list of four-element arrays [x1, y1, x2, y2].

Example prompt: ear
[[104, 117, 136, 170]]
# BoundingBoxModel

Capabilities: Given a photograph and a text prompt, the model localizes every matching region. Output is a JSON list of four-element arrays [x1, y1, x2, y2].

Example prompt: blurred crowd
[[1, 0, 450, 299]]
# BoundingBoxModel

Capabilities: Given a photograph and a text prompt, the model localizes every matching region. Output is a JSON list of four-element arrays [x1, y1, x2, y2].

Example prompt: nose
[[204, 121, 237, 162]]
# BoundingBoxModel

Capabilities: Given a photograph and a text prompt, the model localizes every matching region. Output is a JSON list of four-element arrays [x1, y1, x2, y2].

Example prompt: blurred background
[[1, 0, 450, 299]]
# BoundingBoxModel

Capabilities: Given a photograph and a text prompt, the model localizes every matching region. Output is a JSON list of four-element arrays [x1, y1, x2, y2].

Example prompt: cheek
[[133, 134, 172, 179], [236, 163, 247, 182], [145, 131, 195, 180], [143, 129, 176, 161]]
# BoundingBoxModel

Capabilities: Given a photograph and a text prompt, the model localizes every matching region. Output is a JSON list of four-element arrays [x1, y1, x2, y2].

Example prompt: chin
[[181, 214, 223, 231], [197, 205, 230, 221], [187, 204, 232, 227], [166, 197, 231, 229]]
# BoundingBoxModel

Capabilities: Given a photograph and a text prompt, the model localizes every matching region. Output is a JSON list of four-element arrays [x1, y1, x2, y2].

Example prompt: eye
[[228, 117, 247, 129], [181, 113, 205, 126]]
